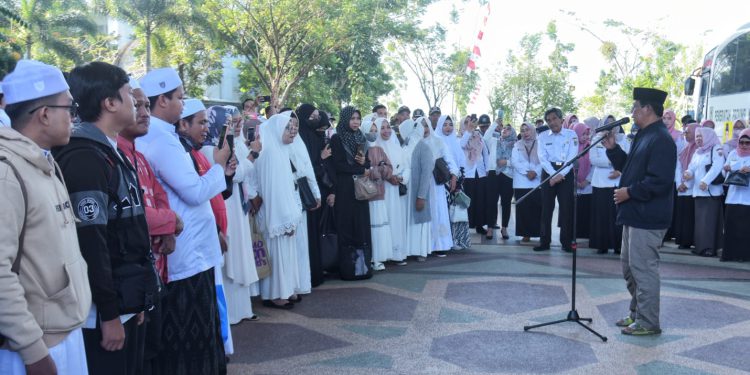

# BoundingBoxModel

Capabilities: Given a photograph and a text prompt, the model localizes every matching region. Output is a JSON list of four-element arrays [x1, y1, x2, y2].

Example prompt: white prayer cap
[[139, 67, 182, 97], [1, 60, 69, 105], [129, 76, 141, 91], [181, 98, 205, 119]]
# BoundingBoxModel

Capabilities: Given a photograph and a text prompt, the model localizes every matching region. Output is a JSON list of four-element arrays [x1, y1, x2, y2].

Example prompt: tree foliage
[[1, 0, 98, 65], [570, 13, 702, 116], [488, 21, 577, 123]]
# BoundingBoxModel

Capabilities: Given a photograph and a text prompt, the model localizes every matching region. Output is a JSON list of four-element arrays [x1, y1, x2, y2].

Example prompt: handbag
[[398, 182, 408, 196], [291, 161, 317, 210], [353, 174, 378, 200], [453, 191, 471, 208], [319, 205, 339, 272], [112, 261, 159, 314], [250, 217, 271, 279], [433, 157, 451, 184], [705, 149, 725, 185], [724, 170, 750, 187], [339, 243, 373, 281], [449, 203, 469, 223]]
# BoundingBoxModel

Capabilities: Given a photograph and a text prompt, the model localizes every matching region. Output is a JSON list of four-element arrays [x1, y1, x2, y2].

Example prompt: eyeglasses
[[739, 140, 750, 146], [28, 102, 79, 118]]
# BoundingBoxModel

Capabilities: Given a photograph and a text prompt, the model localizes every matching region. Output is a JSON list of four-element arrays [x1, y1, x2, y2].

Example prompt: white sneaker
[[372, 262, 386, 271]]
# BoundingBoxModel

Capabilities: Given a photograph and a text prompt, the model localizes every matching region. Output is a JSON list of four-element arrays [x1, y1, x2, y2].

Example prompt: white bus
[[685, 23, 750, 131]]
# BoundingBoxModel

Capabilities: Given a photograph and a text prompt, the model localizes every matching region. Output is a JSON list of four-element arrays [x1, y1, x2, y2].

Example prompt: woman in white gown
[[283, 110, 322, 298], [366, 118, 395, 270], [419, 116, 458, 255], [256, 112, 303, 309], [375, 118, 408, 264]]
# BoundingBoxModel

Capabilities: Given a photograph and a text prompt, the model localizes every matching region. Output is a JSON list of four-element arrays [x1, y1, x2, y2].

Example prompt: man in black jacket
[[54, 62, 154, 374], [603, 87, 676, 336]]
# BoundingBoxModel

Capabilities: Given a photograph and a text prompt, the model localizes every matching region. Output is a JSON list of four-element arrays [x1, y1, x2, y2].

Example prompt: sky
[[395, 0, 750, 119]]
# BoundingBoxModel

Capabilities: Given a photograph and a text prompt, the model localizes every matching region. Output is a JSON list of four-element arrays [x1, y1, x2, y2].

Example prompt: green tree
[[488, 22, 577, 123], [203, 0, 343, 108], [569, 14, 702, 115], [1, 0, 98, 63]]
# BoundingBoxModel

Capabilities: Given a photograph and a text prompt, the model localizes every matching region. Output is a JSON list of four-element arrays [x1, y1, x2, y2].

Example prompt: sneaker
[[621, 323, 661, 336], [433, 251, 447, 257], [372, 262, 386, 271], [396, 261, 408, 266], [615, 316, 634, 327]]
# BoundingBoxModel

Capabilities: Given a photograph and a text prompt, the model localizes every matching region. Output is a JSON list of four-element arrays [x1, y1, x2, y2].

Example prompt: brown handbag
[[353, 174, 378, 200]]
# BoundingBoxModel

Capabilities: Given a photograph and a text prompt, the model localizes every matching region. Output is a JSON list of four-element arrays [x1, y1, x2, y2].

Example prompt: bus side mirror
[[684, 77, 696, 96]]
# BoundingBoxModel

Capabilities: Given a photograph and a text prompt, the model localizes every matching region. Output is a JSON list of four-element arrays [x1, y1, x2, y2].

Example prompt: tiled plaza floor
[[226, 231, 750, 375]]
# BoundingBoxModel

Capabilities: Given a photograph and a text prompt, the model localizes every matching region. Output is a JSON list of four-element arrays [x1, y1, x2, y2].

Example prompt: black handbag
[[398, 182, 408, 196], [319, 205, 339, 272], [291, 161, 317, 210], [112, 261, 159, 314], [433, 157, 451, 184], [724, 170, 750, 187], [705, 149, 725, 185]]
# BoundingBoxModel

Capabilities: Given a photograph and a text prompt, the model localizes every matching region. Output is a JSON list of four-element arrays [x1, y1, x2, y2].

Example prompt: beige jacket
[[0, 128, 91, 364]]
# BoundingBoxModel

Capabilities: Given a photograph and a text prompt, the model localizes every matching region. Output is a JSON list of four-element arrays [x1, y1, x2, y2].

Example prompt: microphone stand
[[517, 132, 608, 342]]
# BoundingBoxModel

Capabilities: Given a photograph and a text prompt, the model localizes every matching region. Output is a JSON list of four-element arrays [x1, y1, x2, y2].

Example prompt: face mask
[[0, 109, 10, 127], [365, 132, 377, 142], [734, 129, 743, 138]]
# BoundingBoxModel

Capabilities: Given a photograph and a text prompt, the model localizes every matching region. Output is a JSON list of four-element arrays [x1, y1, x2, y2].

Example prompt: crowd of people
[[1, 58, 749, 374]]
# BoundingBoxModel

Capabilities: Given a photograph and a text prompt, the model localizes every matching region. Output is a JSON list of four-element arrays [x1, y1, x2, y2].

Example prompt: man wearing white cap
[[53, 61, 154, 375], [0, 60, 92, 374], [116, 78, 182, 375], [136, 69, 232, 374]]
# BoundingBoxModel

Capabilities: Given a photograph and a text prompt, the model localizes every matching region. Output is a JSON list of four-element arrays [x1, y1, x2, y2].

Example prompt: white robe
[[201, 142, 258, 324]]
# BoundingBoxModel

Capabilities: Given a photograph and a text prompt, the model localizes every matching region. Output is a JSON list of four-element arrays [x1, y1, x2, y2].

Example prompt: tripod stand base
[[524, 310, 608, 342]]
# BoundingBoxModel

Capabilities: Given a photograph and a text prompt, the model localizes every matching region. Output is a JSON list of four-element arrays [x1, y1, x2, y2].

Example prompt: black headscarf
[[337, 106, 365, 157], [296, 103, 326, 178], [296, 103, 317, 132]]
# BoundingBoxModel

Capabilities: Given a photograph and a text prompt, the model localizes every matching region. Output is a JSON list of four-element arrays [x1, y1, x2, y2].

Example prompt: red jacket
[[118, 136, 177, 283], [191, 149, 228, 235]]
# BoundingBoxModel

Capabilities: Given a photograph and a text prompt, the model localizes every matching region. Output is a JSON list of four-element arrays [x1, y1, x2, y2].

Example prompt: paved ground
[[226, 227, 750, 375]]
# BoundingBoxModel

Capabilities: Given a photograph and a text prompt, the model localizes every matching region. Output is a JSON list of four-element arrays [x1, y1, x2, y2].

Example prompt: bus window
[[711, 31, 750, 96]]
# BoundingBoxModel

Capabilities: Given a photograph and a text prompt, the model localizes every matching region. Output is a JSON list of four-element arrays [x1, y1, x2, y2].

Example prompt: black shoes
[[476, 227, 487, 235], [533, 244, 550, 252], [262, 300, 294, 310], [596, 249, 608, 254]]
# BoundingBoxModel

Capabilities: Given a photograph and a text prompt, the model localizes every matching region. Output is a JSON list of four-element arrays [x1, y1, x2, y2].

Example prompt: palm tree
[[98, 0, 204, 71], [1, 0, 98, 62]]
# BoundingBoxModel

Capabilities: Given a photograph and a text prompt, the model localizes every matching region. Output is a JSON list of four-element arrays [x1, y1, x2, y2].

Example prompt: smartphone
[[258, 95, 271, 103], [218, 124, 229, 149], [356, 143, 364, 156], [245, 126, 255, 143]]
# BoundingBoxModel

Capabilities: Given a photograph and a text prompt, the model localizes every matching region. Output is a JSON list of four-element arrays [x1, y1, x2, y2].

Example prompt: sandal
[[262, 300, 294, 310]]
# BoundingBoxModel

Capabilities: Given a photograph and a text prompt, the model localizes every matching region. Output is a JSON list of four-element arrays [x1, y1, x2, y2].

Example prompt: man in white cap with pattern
[[136, 68, 232, 374], [0, 60, 92, 374]]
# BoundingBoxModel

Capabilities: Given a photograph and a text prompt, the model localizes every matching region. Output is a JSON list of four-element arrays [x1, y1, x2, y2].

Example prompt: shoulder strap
[[0, 156, 28, 274]]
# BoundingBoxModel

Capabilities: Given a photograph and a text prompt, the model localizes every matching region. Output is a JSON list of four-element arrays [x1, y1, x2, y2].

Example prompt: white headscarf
[[256, 112, 302, 238], [416, 116, 443, 161], [435, 115, 466, 167], [281, 110, 320, 200], [374, 117, 405, 175]]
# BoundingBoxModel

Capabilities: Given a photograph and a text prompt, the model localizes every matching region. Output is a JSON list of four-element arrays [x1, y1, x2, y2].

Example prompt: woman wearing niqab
[[295, 104, 329, 287]]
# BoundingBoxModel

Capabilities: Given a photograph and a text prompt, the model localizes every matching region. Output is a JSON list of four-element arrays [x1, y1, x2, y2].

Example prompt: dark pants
[[540, 170, 574, 247], [497, 173, 514, 227], [485, 171, 500, 227], [83, 314, 146, 375], [142, 295, 164, 375]]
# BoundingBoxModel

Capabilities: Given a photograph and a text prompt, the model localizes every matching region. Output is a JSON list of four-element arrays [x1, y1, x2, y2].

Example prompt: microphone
[[594, 117, 630, 133]]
